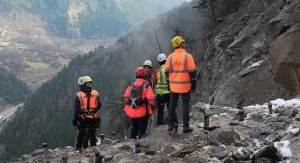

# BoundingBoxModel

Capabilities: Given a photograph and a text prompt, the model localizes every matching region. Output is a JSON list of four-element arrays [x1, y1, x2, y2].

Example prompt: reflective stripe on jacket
[[154, 64, 170, 94], [165, 48, 196, 93], [76, 90, 99, 119], [123, 78, 155, 118]]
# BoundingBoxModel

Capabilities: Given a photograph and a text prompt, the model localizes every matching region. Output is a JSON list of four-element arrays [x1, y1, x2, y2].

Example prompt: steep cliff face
[[195, 0, 300, 107]]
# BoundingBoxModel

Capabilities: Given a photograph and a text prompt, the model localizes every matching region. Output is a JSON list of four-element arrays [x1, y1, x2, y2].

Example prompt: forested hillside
[[0, 0, 189, 91], [0, 1, 209, 160], [0, 68, 30, 105]]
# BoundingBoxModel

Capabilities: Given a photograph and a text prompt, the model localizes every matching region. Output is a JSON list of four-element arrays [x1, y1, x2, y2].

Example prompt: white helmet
[[143, 60, 152, 67], [157, 53, 167, 62], [78, 76, 93, 86]]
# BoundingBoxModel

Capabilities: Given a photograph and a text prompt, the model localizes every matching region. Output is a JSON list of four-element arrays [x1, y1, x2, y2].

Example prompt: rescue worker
[[143, 60, 154, 87], [130, 60, 153, 86], [165, 36, 197, 134], [123, 67, 155, 139], [73, 76, 101, 150], [142, 59, 154, 133], [152, 53, 178, 126]]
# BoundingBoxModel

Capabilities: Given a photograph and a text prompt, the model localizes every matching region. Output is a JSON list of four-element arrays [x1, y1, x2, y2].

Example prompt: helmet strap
[[159, 60, 166, 65]]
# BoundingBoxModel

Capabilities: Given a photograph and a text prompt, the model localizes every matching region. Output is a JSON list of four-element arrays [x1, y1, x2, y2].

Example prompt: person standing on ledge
[[165, 36, 197, 134]]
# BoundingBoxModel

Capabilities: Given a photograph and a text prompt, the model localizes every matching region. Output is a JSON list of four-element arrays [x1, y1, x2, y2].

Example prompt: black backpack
[[130, 83, 148, 108]]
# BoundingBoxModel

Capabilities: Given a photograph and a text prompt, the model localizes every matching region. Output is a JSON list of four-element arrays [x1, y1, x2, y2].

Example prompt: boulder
[[269, 23, 300, 94], [31, 149, 44, 156], [103, 154, 114, 162], [209, 129, 240, 145], [252, 145, 278, 160], [209, 146, 227, 160], [170, 145, 197, 158], [249, 127, 262, 139], [232, 147, 251, 161]]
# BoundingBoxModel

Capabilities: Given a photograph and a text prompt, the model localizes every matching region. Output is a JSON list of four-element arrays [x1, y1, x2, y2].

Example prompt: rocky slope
[[194, 0, 300, 107], [7, 98, 300, 163]]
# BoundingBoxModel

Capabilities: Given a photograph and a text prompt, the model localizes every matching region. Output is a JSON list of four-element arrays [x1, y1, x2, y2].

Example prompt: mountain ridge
[[0, 0, 189, 92]]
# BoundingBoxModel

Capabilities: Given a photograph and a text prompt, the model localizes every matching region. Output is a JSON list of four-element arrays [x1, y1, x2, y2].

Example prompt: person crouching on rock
[[123, 67, 155, 139]]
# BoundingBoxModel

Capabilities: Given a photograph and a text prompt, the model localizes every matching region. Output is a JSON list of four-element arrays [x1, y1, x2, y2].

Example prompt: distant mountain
[[0, 0, 190, 91], [0, 0, 190, 37]]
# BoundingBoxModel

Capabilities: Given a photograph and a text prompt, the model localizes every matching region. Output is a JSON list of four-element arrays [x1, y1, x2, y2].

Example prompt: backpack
[[129, 83, 148, 108]]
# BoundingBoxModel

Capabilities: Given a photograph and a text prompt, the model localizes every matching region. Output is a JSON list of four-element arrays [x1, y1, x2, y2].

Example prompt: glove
[[72, 119, 78, 127], [191, 80, 196, 92]]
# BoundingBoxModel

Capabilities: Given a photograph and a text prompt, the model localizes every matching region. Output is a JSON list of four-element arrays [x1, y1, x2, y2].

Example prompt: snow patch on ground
[[271, 98, 300, 109], [274, 140, 292, 158], [286, 125, 300, 135], [244, 98, 300, 112], [248, 60, 264, 69]]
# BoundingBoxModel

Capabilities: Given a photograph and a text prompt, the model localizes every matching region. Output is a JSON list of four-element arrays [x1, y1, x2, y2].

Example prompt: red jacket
[[123, 78, 155, 118]]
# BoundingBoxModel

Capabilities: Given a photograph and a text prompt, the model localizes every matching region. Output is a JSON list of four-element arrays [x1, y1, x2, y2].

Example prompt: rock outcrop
[[269, 23, 300, 95], [197, 0, 300, 107]]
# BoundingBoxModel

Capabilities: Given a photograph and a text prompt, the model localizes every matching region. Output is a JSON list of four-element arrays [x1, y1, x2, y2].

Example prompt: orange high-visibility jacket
[[165, 48, 196, 93], [123, 78, 155, 118], [76, 90, 100, 119]]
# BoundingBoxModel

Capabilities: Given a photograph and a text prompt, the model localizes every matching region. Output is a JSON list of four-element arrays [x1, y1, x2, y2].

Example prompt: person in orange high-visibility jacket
[[73, 76, 101, 150], [165, 36, 197, 134], [123, 67, 155, 139]]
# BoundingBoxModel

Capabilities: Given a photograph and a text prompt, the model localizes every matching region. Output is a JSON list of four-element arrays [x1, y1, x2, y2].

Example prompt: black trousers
[[168, 92, 190, 128], [156, 93, 170, 125], [130, 116, 148, 139], [76, 128, 97, 149], [76, 118, 99, 149]]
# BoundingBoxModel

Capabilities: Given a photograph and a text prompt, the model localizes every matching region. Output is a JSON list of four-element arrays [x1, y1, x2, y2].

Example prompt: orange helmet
[[135, 67, 145, 77]]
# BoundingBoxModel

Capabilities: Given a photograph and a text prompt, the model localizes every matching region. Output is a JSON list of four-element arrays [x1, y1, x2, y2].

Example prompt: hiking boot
[[167, 126, 174, 133], [183, 127, 193, 133], [174, 124, 178, 133]]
